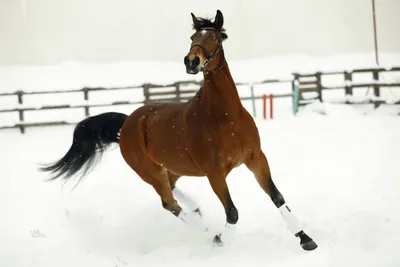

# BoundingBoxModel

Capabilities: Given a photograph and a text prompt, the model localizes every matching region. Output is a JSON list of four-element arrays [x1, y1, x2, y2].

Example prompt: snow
[[1, 104, 400, 267]]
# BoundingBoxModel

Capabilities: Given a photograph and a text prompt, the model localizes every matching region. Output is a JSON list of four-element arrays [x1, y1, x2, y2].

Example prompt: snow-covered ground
[[1, 54, 400, 266], [1, 106, 399, 267]]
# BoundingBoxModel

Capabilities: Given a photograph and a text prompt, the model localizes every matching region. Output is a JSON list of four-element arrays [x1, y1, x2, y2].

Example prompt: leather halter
[[190, 27, 224, 70]]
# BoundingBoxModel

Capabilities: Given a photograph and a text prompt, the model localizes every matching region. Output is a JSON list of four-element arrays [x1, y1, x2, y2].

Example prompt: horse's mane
[[192, 17, 228, 41]]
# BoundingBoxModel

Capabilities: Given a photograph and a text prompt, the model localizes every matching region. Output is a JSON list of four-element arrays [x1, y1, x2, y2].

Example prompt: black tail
[[39, 112, 128, 182]]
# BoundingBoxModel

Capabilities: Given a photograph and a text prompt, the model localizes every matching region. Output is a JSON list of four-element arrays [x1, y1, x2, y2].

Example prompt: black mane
[[192, 17, 228, 41]]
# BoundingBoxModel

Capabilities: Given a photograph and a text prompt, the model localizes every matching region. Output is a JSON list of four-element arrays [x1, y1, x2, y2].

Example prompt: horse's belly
[[150, 149, 205, 176], [146, 130, 205, 177]]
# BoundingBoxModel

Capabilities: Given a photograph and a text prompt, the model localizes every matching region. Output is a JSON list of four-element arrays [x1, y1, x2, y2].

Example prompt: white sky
[[0, 0, 399, 65]]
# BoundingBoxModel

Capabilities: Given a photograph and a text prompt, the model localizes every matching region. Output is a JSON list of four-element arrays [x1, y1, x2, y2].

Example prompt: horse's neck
[[201, 60, 242, 116]]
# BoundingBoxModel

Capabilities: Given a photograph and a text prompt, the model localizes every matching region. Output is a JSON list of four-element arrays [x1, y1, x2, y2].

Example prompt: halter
[[190, 27, 223, 70]]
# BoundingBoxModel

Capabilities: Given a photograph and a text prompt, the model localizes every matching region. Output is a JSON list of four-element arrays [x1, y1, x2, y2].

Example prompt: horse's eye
[[190, 34, 195, 40], [212, 36, 218, 42]]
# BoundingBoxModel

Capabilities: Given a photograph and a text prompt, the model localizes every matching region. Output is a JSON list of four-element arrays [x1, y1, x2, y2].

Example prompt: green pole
[[250, 85, 256, 117], [293, 85, 300, 116]]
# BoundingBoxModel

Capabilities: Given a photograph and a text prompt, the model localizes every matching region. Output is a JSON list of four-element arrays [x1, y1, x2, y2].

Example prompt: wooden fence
[[0, 79, 292, 133], [292, 66, 400, 110], [1, 66, 399, 133]]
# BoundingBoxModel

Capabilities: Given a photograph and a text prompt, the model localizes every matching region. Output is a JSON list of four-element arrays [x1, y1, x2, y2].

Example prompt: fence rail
[[1, 66, 399, 133], [292, 66, 400, 111], [0, 79, 292, 133]]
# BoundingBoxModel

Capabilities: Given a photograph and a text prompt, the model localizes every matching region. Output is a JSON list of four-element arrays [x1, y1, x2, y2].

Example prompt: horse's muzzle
[[184, 55, 200, 74]]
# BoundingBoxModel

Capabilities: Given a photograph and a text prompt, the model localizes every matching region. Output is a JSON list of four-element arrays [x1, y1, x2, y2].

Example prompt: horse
[[40, 10, 317, 251]]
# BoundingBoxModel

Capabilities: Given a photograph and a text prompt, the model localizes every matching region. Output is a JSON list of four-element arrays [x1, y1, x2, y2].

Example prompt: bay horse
[[40, 10, 317, 251]]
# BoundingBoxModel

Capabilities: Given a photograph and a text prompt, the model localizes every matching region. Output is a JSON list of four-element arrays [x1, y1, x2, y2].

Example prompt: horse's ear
[[214, 10, 224, 30], [191, 13, 201, 29]]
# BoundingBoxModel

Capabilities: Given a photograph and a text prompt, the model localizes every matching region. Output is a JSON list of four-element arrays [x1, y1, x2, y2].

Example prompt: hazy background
[[0, 0, 399, 66]]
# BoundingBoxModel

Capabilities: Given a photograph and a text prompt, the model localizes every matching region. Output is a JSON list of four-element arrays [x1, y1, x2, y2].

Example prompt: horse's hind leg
[[119, 117, 201, 229], [143, 170, 202, 230], [152, 176, 182, 216], [245, 150, 318, 251], [168, 172, 202, 217]]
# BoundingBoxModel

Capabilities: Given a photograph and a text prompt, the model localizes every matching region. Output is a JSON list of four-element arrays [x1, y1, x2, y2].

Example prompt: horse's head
[[184, 10, 228, 74]]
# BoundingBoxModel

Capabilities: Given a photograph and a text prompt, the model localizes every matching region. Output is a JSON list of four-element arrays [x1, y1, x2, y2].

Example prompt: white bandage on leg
[[278, 204, 302, 235], [173, 187, 199, 211]]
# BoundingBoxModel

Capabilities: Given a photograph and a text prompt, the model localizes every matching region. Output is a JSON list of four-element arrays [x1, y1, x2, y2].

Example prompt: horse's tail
[[39, 112, 128, 182]]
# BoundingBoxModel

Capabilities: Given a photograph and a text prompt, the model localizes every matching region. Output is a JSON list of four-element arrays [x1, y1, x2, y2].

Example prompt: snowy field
[[1, 106, 400, 267], [1, 54, 400, 267]]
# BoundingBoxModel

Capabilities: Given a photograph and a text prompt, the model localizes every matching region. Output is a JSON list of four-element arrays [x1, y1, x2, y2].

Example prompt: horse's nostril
[[184, 56, 189, 65], [194, 56, 200, 66]]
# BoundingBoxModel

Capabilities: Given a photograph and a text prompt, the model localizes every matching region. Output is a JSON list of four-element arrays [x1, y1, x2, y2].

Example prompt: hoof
[[193, 208, 202, 217], [212, 234, 224, 246], [296, 231, 318, 251], [301, 239, 318, 251]]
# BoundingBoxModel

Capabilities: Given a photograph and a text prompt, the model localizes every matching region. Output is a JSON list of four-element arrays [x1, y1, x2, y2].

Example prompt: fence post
[[293, 84, 300, 116], [143, 83, 150, 104], [269, 94, 274, 120], [292, 75, 300, 116], [372, 70, 381, 108], [83, 87, 90, 116], [250, 84, 256, 117], [344, 71, 353, 96], [175, 82, 181, 102], [262, 94, 267, 120], [316, 71, 322, 102], [16, 90, 25, 134]]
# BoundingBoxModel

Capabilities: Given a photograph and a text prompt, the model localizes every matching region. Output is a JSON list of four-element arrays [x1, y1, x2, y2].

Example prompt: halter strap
[[190, 28, 223, 70]]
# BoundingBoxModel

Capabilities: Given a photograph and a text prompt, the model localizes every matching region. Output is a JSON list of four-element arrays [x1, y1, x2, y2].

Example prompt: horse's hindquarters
[[119, 105, 204, 179]]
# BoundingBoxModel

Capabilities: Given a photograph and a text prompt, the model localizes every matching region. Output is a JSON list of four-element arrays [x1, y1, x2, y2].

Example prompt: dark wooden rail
[[292, 67, 400, 109], [0, 79, 292, 133], [1, 66, 399, 133]]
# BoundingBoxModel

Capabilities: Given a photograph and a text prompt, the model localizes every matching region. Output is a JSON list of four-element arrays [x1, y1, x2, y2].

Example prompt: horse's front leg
[[207, 173, 238, 245], [245, 150, 318, 251]]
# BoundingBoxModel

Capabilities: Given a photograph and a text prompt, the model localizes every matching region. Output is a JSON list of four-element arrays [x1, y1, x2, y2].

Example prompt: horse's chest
[[189, 120, 253, 169]]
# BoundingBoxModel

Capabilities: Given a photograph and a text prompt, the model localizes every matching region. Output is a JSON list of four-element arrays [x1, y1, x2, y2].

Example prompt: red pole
[[262, 94, 267, 120], [269, 94, 274, 120]]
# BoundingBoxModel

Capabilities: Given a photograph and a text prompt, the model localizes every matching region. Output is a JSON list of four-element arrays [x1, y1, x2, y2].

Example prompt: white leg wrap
[[173, 187, 199, 211], [278, 204, 302, 235]]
